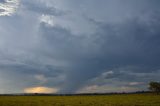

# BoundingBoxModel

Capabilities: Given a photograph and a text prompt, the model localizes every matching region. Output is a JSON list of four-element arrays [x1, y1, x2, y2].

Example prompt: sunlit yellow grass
[[0, 93, 160, 106]]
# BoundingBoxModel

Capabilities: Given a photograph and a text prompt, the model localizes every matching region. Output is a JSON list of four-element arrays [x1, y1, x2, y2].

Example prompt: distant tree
[[149, 81, 160, 94]]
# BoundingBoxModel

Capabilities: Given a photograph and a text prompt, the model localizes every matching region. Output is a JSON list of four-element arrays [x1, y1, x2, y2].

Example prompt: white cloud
[[102, 71, 114, 76], [0, 0, 20, 16], [40, 14, 55, 26], [128, 82, 144, 86]]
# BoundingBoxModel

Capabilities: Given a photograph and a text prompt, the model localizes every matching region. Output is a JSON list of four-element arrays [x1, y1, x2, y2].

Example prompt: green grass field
[[0, 94, 160, 106]]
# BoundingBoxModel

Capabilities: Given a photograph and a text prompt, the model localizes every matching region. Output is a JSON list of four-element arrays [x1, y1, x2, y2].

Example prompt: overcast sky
[[0, 0, 160, 94]]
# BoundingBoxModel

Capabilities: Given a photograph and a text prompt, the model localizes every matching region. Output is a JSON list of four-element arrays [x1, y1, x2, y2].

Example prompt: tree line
[[149, 81, 160, 94]]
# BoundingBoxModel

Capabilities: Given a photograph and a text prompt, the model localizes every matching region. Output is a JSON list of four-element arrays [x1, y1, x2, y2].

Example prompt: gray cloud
[[21, 1, 65, 16], [0, 0, 160, 93], [38, 10, 160, 93]]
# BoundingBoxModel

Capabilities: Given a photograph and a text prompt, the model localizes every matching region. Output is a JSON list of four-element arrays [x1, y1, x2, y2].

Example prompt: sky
[[0, 0, 160, 94]]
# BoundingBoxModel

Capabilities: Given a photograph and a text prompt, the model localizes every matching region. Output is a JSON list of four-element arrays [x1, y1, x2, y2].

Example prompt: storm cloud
[[0, 0, 160, 93]]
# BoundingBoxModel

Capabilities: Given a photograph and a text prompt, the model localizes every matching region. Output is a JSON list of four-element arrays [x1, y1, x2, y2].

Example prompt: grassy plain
[[0, 93, 160, 106]]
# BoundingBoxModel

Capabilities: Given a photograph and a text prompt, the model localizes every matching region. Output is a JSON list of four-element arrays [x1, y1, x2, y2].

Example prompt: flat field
[[0, 94, 160, 106]]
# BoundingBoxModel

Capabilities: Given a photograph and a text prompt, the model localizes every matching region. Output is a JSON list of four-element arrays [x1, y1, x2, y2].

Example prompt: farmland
[[0, 94, 160, 106]]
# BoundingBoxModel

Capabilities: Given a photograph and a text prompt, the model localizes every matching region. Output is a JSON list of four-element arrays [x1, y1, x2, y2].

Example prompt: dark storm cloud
[[38, 9, 160, 93], [0, 0, 160, 93]]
